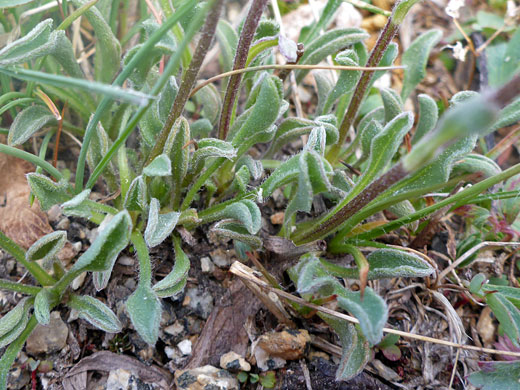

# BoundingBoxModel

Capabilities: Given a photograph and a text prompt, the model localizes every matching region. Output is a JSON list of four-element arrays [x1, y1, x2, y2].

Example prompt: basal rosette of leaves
[[0, 0, 520, 387]]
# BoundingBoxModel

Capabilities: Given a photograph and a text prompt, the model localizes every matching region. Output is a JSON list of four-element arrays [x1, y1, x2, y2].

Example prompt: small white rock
[[71, 271, 86, 290], [178, 339, 192, 356], [200, 257, 215, 273]]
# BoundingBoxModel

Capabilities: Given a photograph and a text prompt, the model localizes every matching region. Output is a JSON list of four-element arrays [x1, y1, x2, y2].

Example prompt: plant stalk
[[0, 279, 41, 295], [218, 0, 269, 140]]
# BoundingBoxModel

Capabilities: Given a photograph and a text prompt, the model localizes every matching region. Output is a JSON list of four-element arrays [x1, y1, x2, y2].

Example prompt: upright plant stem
[[327, 0, 422, 163], [147, 0, 224, 164], [131, 230, 151, 285], [217, 0, 269, 140]]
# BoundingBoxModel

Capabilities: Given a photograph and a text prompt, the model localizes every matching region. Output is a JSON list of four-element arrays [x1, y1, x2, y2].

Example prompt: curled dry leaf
[[0, 151, 75, 261]]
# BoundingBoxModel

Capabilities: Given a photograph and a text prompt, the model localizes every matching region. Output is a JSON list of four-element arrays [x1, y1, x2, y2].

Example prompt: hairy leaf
[[380, 88, 404, 123], [401, 30, 442, 100], [71, 211, 132, 273], [218, 199, 261, 235], [365, 248, 434, 279], [485, 292, 520, 346], [143, 154, 172, 177], [144, 198, 180, 248], [211, 220, 263, 249], [451, 154, 502, 179], [8, 105, 57, 146], [216, 20, 238, 72], [26, 230, 67, 270], [0, 297, 31, 348], [412, 94, 438, 145], [469, 360, 520, 390], [34, 289, 52, 325], [26, 173, 70, 211], [62, 189, 92, 218], [123, 176, 147, 212], [126, 285, 162, 345], [67, 294, 122, 333], [152, 237, 190, 297], [0, 19, 54, 65]]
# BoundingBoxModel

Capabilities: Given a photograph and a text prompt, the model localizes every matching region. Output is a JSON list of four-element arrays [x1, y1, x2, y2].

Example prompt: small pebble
[[220, 351, 251, 372], [175, 366, 238, 390], [270, 212, 284, 225], [56, 218, 70, 230], [200, 257, 215, 273], [178, 339, 192, 356]]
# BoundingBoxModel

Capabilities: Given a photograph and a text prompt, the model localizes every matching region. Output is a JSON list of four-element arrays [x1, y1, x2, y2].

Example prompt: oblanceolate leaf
[[144, 198, 180, 248], [320, 50, 360, 115], [72, 0, 121, 83], [319, 314, 370, 381], [387, 200, 418, 230], [299, 0, 342, 44], [236, 155, 263, 181], [26, 173, 70, 211], [62, 189, 92, 218], [123, 176, 147, 212], [451, 153, 502, 179], [412, 94, 438, 145], [296, 28, 369, 82], [163, 117, 190, 206], [401, 29, 442, 99], [482, 284, 520, 308], [8, 105, 57, 146], [0, 19, 54, 65], [336, 287, 388, 345], [67, 294, 122, 333], [260, 155, 300, 197], [143, 154, 172, 177], [0, 297, 31, 348], [491, 97, 520, 132], [485, 292, 520, 346], [216, 20, 238, 73], [34, 289, 52, 325], [354, 112, 413, 196], [365, 248, 435, 279], [193, 84, 221, 124], [469, 360, 520, 390], [218, 199, 261, 235], [26, 230, 67, 270], [71, 211, 132, 272], [152, 237, 190, 297], [86, 118, 117, 186], [314, 71, 335, 116], [230, 76, 283, 148], [211, 220, 263, 249], [266, 115, 338, 157], [380, 88, 404, 123], [190, 138, 236, 175], [126, 285, 162, 345]]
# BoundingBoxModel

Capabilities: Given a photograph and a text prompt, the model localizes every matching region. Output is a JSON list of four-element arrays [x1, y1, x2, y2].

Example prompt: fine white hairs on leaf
[[445, 0, 465, 18]]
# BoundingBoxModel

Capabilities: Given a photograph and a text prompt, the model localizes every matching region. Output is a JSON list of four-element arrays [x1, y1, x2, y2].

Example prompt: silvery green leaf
[[387, 200, 418, 230], [284, 151, 331, 230], [143, 154, 172, 177], [278, 33, 298, 62], [51, 31, 85, 79], [469, 273, 487, 295], [62, 189, 92, 218], [485, 292, 520, 346], [337, 287, 388, 345], [0, 19, 54, 65], [0, 0, 37, 7], [236, 155, 263, 181], [216, 20, 238, 72], [451, 153, 501, 179], [86, 118, 116, 179], [163, 117, 190, 206], [255, 19, 280, 39], [331, 169, 354, 195], [8, 105, 57, 146], [93, 270, 112, 292], [191, 118, 213, 139], [26, 230, 67, 270], [126, 285, 162, 345], [190, 138, 236, 175], [218, 199, 261, 235], [314, 71, 335, 116], [152, 237, 190, 297], [26, 173, 70, 211], [0, 297, 31, 348], [469, 360, 520, 390], [319, 314, 370, 381], [266, 115, 338, 157], [412, 94, 438, 145], [67, 294, 122, 333], [357, 120, 384, 166], [157, 76, 178, 123], [71, 211, 132, 272], [296, 254, 337, 296], [304, 126, 328, 155], [482, 284, 520, 308], [365, 248, 434, 279], [124, 176, 147, 211], [260, 155, 300, 197], [368, 43, 399, 88], [321, 50, 361, 115], [491, 97, 520, 132], [296, 28, 369, 82], [34, 289, 52, 325], [72, 0, 121, 83], [380, 88, 404, 123], [356, 112, 413, 195], [229, 165, 251, 195], [211, 220, 263, 249], [144, 198, 180, 248], [450, 90, 479, 105], [231, 76, 282, 148], [142, 19, 176, 55], [194, 84, 221, 124], [400, 30, 442, 100]]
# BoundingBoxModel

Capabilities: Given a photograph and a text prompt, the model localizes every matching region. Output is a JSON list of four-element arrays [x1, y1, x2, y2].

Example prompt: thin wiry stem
[[147, 0, 224, 164], [218, 0, 269, 140]]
